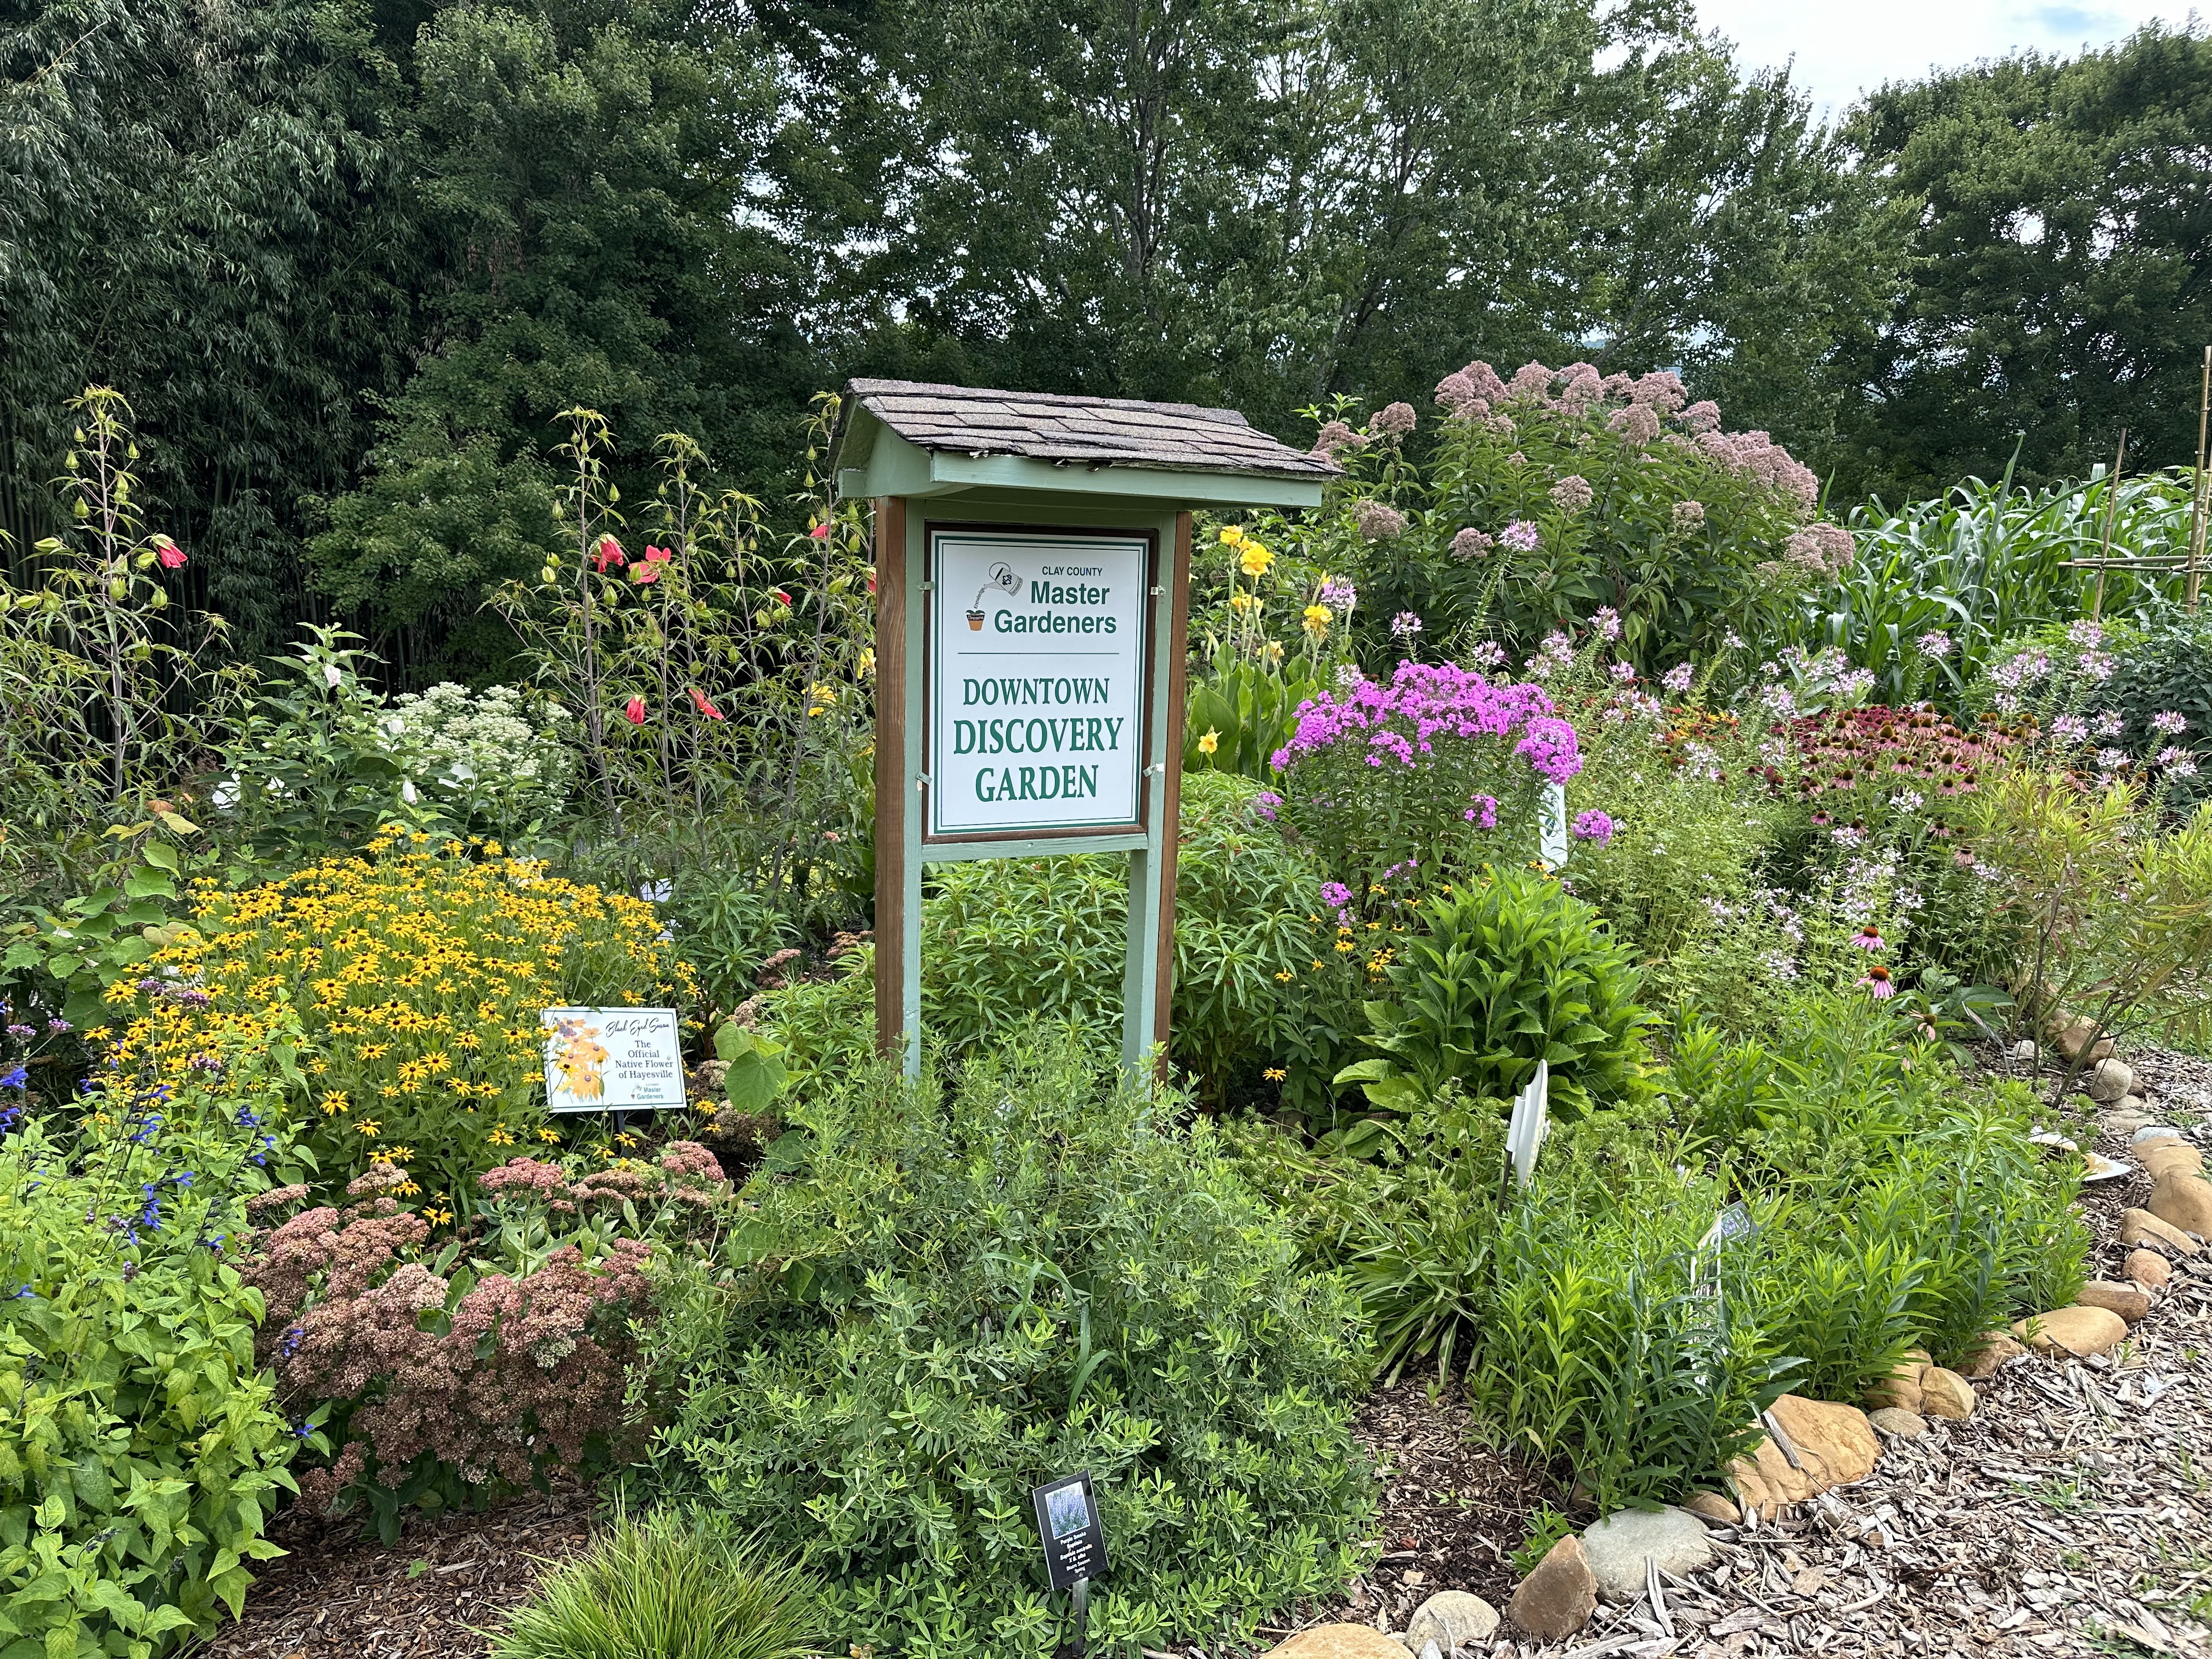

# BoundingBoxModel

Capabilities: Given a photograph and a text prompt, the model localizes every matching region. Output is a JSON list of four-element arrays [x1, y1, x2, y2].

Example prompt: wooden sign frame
[[873, 496, 1193, 1076]]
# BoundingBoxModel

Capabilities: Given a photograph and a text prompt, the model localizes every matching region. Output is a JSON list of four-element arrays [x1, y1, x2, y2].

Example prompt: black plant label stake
[[1032, 1474, 1107, 1658]]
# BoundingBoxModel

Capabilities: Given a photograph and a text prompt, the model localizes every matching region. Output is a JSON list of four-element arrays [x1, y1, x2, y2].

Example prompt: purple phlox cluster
[[1451, 528, 1494, 561], [1355, 499, 1409, 541], [1319, 881, 1353, 909], [1277, 659, 1579, 783], [1499, 520, 1542, 552], [1252, 790, 1282, 822], [1515, 716, 1584, 783], [1464, 794, 1498, 828], [1569, 809, 1614, 844], [1379, 858, 1420, 883]]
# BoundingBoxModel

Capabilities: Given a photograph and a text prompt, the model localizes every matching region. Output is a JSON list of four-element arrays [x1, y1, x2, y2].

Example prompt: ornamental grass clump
[[103, 832, 692, 1205], [488, 1507, 817, 1659], [636, 1034, 1374, 1659], [1273, 658, 1581, 891]]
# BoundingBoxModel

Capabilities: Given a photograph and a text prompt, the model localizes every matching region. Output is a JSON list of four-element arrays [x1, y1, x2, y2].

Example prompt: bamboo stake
[[2092, 428, 2125, 619], [2191, 345, 2210, 612]]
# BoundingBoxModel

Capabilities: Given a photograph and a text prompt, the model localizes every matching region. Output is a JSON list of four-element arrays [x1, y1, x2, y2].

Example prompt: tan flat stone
[[2123, 1208, 2202, 1255], [1681, 1490, 1741, 1525], [2014, 1305, 2129, 1357], [1728, 1395, 1880, 1519], [1259, 1626, 1413, 1658], [2149, 1173, 2212, 1238], [1506, 1535, 1597, 1643], [2140, 1142, 2204, 1180], [2125, 1248, 2173, 1290], [1919, 1366, 1977, 1420], [1959, 1331, 2026, 1379], [2073, 1279, 2152, 1323]]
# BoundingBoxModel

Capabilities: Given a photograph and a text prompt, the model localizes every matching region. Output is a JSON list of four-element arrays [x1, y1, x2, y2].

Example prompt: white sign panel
[[540, 1006, 686, 1113], [930, 529, 1149, 837]]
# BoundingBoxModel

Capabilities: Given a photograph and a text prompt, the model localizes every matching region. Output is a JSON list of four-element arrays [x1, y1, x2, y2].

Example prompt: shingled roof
[[838, 379, 1338, 481]]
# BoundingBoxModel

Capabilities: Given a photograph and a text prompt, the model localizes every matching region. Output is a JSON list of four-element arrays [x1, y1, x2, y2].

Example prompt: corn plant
[[1797, 462, 2199, 706]]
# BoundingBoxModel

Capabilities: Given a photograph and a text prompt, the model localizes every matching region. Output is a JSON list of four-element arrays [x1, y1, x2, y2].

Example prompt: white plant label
[[929, 529, 1150, 837], [540, 1007, 686, 1113]]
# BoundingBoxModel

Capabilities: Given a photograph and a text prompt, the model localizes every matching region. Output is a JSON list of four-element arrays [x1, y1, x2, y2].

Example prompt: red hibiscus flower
[[624, 696, 647, 725], [809, 522, 830, 540], [643, 544, 673, 562], [593, 536, 627, 572], [154, 537, 185, 570], [688, 687, 724, 720]]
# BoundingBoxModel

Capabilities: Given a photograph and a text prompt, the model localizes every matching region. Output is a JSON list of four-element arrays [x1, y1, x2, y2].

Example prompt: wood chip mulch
[[192, 1486, 596, 1659]]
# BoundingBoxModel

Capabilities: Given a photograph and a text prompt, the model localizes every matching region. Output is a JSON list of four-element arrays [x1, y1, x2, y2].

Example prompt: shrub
[[104, 834, 693, 1204], [1305, 365, 1836, 667], [760, 774, 1322, 1099], [637, 1036, 1374, 1659], [0, 1029, 308, 1658], [1341, 867, 1653, 1120], [246, 1143, 730, 1539], [489, 1508, 817, 1659]]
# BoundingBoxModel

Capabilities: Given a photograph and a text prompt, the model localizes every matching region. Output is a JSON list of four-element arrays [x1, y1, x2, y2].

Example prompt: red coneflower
[[1851, 924, 1883, 951], [1857, 964, 1894, 1000]]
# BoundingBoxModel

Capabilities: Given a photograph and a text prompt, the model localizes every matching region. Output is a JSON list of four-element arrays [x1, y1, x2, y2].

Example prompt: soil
[[191, 1487, 596, 1659]]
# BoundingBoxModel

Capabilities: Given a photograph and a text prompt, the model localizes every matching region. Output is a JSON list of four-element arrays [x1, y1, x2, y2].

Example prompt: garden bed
[[194, 1489, 595, 1659]]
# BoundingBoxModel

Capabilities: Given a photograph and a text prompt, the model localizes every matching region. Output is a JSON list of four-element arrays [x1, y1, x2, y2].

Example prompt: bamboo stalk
[[2092, 428, 2125, 619]]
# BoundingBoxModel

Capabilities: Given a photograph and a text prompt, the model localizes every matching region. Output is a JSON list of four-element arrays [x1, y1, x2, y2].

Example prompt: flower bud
[[109, 577, 127, 599]]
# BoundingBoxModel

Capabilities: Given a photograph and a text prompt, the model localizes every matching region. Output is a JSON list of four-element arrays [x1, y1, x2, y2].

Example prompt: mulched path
[[194, 1487, 596, 1659]]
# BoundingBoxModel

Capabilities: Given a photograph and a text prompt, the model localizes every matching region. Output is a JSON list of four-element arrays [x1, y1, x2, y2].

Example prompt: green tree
[[306, 0, 820, 678], [1, 0, 414, 654], [1830, 22, 2212, 499]]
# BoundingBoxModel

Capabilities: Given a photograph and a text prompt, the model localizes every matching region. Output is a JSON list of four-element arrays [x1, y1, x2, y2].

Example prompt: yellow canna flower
[[1302, 604, 1330, 637], [1218, 525, 1244, 546], [1239, 543, 1274, 578], [1197, 729, 1220, 755]]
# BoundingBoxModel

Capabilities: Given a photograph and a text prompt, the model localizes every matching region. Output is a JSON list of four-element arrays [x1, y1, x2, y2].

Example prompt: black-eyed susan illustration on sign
[[540, 1007, 686, 1113]]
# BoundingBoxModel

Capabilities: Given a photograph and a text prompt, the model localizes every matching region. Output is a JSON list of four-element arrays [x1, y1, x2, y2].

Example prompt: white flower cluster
[[380, 683, 578, 822]]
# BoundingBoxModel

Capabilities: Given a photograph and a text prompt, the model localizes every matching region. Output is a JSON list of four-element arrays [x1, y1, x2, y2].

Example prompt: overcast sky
[[1694, 1, 2196, 120]]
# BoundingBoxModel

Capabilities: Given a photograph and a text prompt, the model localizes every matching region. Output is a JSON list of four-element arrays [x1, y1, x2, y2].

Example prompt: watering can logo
[[967, 561, 1023, 629]]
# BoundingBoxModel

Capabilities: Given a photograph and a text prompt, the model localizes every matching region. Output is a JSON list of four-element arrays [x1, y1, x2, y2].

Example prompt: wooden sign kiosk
[[831, 380, 1336, 1075]]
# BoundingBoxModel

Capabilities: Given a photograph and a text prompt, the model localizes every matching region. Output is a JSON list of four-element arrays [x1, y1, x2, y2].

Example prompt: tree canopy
[[3, 0, 2205, 675]]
